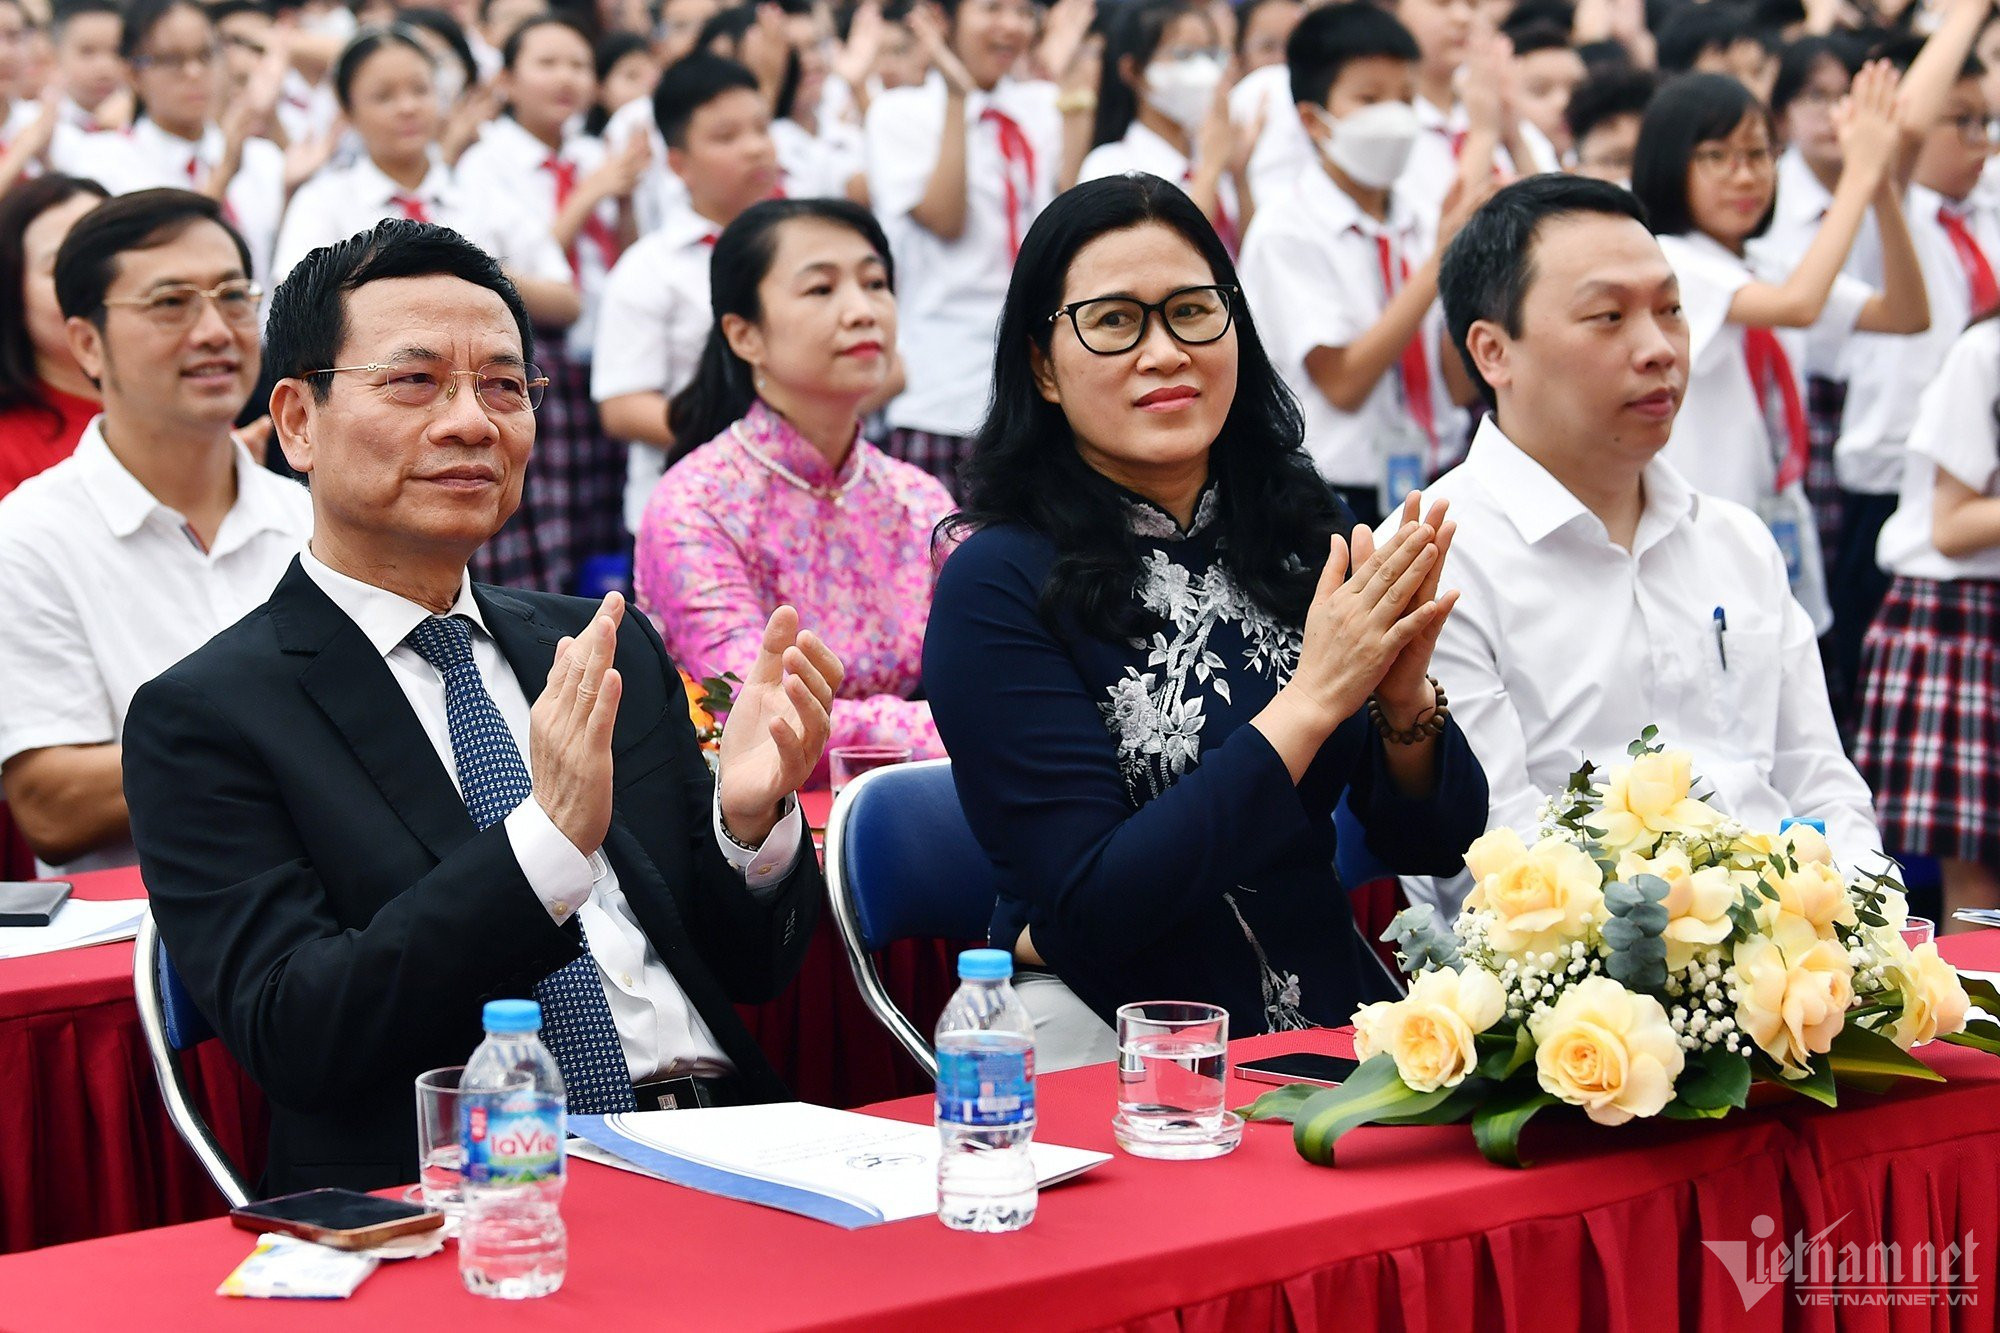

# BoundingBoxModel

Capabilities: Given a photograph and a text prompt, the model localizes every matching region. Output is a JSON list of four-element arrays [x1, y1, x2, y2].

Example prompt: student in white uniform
[[863, 0, 1061, 491], [1079, 0, 1250, 248], [1236, 0, 1302, 72], [592, 53, 780, 534], [1409, 174, 1884, 916], [271, 24, 576, 330], [1237, 3, 1482, 528], [62, 0, 286, 284], [1632, 69, 1926, 637], [455, 14, 652, 593], [1859, 317, 2000, 924], [47, 0, 128, 134]]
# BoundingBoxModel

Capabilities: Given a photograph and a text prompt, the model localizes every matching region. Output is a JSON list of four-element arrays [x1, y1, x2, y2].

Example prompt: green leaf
[[1471, 1086, 1560, 1167], [1673, 1047, 1753, 1112], [1960, 975, 2000, 1011], [1234, 1082, 1321, 1124], [1765, 1060, 1838, 1107], [1374, 1079, 1487, 1126], [1825, 1020, 1944, 1085], [1292, 1055, 1453, 1166], [1474, 1024, 1535, 1081], [1660, 1100, 1734, 1120], [1940, 1017, 2000, 1056]]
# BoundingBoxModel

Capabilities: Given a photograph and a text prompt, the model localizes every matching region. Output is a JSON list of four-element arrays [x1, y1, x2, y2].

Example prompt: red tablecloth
[[3, 935, 1999, 1331]]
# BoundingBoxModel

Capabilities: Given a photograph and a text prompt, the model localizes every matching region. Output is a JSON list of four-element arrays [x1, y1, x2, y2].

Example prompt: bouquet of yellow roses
[[1243, 729, 2000, 1167]]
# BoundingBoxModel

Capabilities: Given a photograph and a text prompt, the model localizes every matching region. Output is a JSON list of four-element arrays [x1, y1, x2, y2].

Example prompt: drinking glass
[[414, 1066, 470, 1216], [1113, 1001, 1242, 1159], [1901, 916, 1937, 951], [830, 744, 912, 796]]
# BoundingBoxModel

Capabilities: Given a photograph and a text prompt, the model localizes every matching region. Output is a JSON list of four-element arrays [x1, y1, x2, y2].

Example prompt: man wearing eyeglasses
[[0, 188, 309, 875], [121, 218, 838, 1195]]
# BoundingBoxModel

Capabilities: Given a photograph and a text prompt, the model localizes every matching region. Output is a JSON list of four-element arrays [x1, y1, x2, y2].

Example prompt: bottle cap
[[1779, 817, 1827, 836], [956, 948, 1013, 981], [482, 999, 542, 1032]]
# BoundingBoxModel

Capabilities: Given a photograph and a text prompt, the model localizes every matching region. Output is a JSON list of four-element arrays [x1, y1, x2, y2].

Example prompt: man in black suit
[[123, 220, 843, 1195]]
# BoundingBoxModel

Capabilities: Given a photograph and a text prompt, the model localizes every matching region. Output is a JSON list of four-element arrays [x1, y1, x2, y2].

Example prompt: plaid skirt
[[470, 341, 628, 594], [883, 427, 974, 499], [1854, 576, 2000, 864]]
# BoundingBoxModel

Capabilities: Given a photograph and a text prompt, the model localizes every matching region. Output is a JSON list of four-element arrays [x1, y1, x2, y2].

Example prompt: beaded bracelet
[[1368, 676, 1450, 746]]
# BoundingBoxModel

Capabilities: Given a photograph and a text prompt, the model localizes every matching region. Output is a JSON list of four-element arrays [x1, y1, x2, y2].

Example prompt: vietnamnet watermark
[[1703, 1214, 1980, 1310]]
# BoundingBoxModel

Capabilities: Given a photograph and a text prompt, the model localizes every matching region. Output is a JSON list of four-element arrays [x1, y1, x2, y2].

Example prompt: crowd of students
[[5, 0, 2000, 942]]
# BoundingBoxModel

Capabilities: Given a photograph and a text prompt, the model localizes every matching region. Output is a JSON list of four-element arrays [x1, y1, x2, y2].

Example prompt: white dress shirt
[[1231, 62, 1309, 211], [1877, 318, 2000, 581], [601, 96, 685, 237], [1405, 417, 1884, 914], [1237, 162, 1461, 487], [0, 420, 311, 872], [865, 73, 1062, 437], [296, 547, 804, 1082], [59, 119, 286, 285], [270, 154, 571, 294], [1078, 119, 1241, 229], [454, 116, 618, 359], [588, 203, 723, 532]]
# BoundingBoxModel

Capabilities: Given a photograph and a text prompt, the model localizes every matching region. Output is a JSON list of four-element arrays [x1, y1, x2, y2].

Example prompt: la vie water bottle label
[[462, 1091, 563, 1185], [937, 1047, 1036, 1126]]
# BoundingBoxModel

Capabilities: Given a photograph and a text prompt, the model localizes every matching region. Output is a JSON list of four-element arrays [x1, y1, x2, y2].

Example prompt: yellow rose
[[1353, 967, 1507, 1093], [1781, 823, 1834, 866], [1529, 976, 1685, 1125], [1885, 942, 1971, 1049], [1734, 917, 1854, 1076], [1467, 833, 1608, 958], [1595, 751, 1721, 854], [1764, 861, 1858, 940], [1464, 827, 1531, 883], [1618, 848, 1739, 970]]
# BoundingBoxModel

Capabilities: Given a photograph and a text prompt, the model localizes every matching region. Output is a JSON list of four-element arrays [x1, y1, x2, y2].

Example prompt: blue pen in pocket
[[1713, 606, 1728, 670]]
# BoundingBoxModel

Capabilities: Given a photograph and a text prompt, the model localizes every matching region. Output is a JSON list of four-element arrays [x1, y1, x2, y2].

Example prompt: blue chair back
[[134, 911, 252, 1206], [156, 935, 215, 1050], [824, 759, 997, 1077]]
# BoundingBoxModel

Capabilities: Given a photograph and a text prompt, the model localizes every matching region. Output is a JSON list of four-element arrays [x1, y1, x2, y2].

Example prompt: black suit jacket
[[123, 560, 820, 1195]]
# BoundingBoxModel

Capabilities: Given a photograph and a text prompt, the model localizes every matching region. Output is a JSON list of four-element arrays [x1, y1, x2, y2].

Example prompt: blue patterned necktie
[[405, 615, 636, 1114]]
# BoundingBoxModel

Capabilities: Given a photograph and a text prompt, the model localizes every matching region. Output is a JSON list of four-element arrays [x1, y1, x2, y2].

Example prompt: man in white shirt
[[1407, 174, 1883, 910], [592, 53, 778, 533], [123, 218, 839, 1194], [0, 189, 309, 875]]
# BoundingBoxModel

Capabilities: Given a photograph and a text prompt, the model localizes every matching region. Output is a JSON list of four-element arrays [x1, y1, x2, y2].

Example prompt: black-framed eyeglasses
[[307, 355, 548, 414], [1049, 284, 1239, 356]]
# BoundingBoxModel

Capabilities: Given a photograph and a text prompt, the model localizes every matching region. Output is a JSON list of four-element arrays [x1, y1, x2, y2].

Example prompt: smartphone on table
[[229, 1188, 444, 1250], [1235, 1052, 1362, 1088]]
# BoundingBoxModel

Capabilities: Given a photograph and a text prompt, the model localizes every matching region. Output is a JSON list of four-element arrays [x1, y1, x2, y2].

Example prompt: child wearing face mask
[[1079, 0, 1253, 247], [1236, 2, 1487, 526]]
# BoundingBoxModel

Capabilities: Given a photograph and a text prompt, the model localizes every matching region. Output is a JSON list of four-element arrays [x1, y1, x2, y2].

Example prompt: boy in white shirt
[[1405, 174, 1883, 914], [592, 53, 778, 534], [1237, 2, 1485, 526]]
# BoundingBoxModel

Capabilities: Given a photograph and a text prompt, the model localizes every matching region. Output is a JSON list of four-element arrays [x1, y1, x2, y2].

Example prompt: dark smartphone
[[229, 1188, 443, 1250], [0, 881, 71, 926], [1236, 1052, 1362, 1088]]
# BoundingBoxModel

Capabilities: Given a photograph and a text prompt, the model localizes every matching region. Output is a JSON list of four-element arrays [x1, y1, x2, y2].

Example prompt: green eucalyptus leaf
[[1672, 1047, 1753, 1111]]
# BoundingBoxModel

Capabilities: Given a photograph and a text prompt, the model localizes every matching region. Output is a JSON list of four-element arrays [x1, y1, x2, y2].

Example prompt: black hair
[[54, 188, 253, 330], [1565, 65, 1655, 144], [1093, 0, 1209, 149], [1656, 3, 1756, 73], [652, 49, 759, 146], [1753, 0, 1805, 31], [1438, 173, 1651, 410], [1234, 0, 1296, 55], [264, 219, 534, 400], [503, 11, 590, 66], [396, 7, 480, 92], [1286, 2, 1420, 109], [1770, 35, 1854, 120], [1575, 38, 1634, 71], [50, 0, 121, 40], [1503, 0, 1573, 33], [1632, 72, 1775, 239], [206, 0, 271, 28], [331, 24, 433, 111], [947, 173, 1343, 641], [667, 198, 896, 461], [585, 29, 652, 134], [697, 4, 803, 120], [1506, 20, 1574, 58], [0, 175, 109, 427], [118, 0, 205, 59]]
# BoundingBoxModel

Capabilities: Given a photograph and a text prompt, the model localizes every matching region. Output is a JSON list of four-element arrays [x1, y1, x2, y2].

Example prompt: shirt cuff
[[713, 787, 804, 900], [505, 798, 605, 924]]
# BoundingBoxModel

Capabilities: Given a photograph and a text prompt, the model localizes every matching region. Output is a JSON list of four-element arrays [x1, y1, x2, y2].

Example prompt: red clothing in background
[[0, 386, 98, 503]]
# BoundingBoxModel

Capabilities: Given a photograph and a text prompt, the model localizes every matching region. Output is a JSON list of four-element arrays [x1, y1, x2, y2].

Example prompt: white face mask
[[1143, 52, 1225, 137], [1313, 100, 1421, 190]]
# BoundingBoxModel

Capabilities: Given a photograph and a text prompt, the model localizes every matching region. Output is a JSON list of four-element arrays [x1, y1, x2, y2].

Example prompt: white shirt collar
[[133, 116, 221, 167], [1464, 415, 1698, 551], [1292, 160, 1417, 240], [483, 113, 570, 165], [661, 201, 727, 251], [350, 152, 453, 209], [72, 415, 297, 544], [298, 544, 488, 659], [1124, 118, 1190, 171]]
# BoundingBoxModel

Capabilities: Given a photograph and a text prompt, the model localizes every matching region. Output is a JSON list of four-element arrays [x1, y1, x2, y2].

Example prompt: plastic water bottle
[[934, 948, 1037, 1232], [459, 1000, 567, 1298]]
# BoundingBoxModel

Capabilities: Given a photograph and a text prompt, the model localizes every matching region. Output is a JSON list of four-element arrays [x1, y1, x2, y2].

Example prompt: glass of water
[[1113, 1001, 1243, 1160], [830, 744, 912, 796], [1901, 916, 1937, 950], [414, 1066, 470, 1218]]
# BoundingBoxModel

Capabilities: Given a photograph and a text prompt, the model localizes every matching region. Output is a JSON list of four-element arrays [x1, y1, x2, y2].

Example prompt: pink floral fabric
[[635, 399, 955, 783]]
